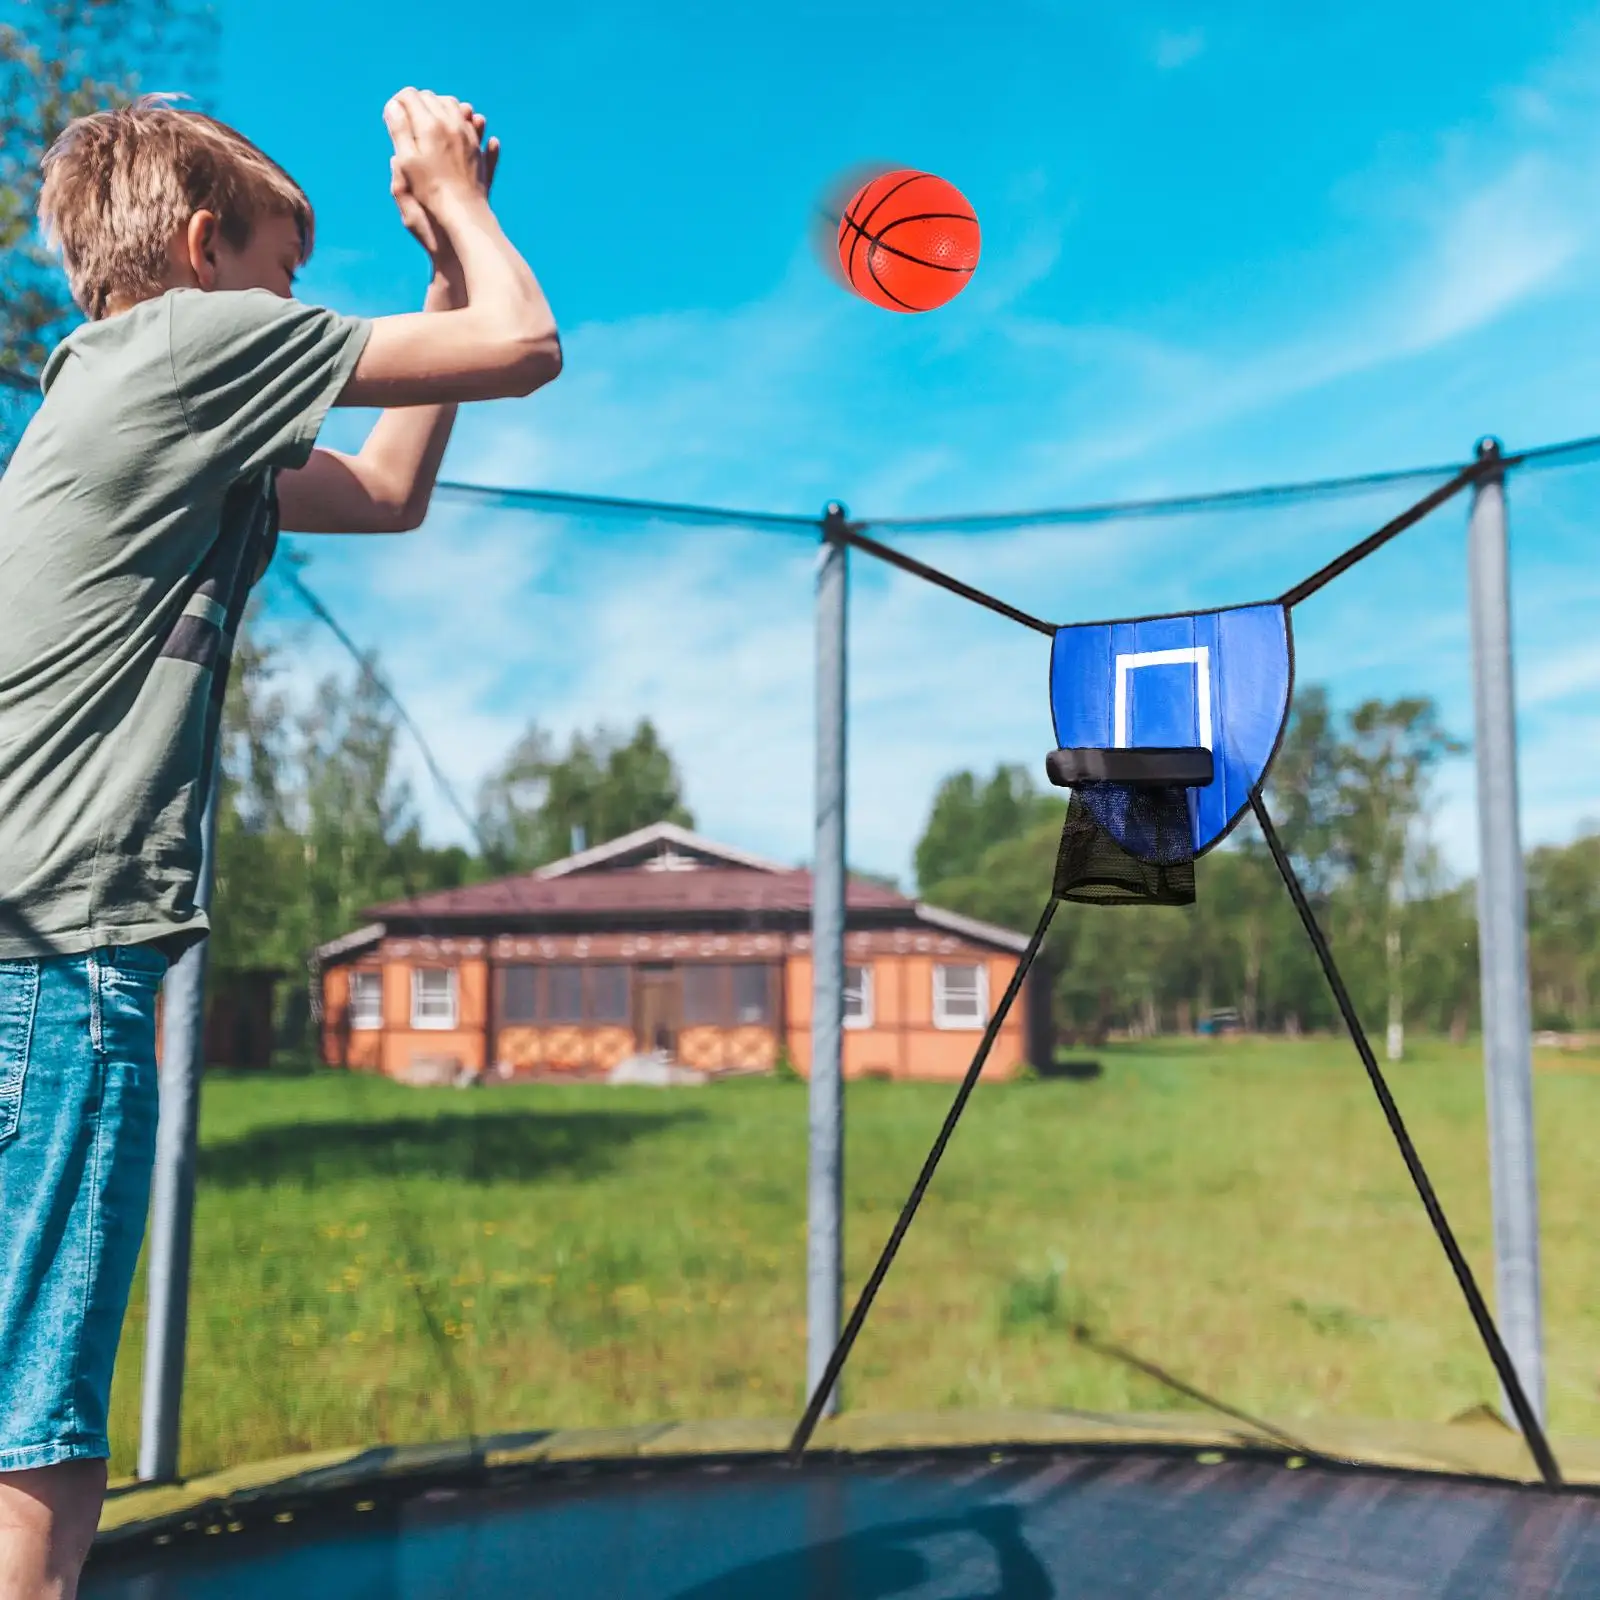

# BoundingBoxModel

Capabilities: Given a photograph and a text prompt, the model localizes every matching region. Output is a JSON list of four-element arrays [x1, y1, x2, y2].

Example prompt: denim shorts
[[0, 944, 167, 1472]]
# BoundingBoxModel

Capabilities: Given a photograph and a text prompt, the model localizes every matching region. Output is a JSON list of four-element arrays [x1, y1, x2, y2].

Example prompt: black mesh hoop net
[[1053, 778, 1200, 907]]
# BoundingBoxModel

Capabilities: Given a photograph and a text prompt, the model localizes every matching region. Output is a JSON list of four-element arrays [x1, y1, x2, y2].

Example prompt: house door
[[636, 966, 679, 1055]]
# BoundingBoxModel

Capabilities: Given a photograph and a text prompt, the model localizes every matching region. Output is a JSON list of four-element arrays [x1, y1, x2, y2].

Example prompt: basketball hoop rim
[[1045, 745, 1215, 789]]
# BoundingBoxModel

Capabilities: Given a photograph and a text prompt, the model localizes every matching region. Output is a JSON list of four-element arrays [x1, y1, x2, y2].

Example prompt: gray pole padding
[[807, 506, 848, 1417], [1466, 437, 1547, 1427], [138, 760, 221, 1482]]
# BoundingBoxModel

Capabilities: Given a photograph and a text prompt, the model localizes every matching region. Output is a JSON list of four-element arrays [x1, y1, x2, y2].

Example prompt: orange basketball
[[836, 169, 980, 313]]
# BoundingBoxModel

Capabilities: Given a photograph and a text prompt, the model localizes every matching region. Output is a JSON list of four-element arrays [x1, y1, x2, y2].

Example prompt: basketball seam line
[[846, 172, 928, 286], [865, 248, 922, 312], [875, 211, 979, 230], [838, 215, 978, 276]]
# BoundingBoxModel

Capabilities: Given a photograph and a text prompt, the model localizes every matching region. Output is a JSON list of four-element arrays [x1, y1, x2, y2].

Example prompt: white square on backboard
[[1113, 646, 1212, 749]]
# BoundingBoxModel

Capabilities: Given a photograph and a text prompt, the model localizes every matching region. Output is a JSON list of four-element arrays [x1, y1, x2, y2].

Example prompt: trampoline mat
[[84, 1448, 1600, 1599]]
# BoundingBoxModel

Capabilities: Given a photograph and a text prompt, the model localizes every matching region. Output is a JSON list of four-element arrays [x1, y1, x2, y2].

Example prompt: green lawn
[[107, 1036, 1600, 1479]]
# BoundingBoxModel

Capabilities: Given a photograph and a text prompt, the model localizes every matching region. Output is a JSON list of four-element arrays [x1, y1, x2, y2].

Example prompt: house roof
[[310, 923, 386, 965], [316, 824, 1030, 960], [367, 866, 910, 922], [533, 821, 790, 879]]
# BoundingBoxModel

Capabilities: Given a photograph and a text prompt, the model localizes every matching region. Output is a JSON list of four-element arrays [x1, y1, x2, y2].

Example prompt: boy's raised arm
[[277, 92, 558, 534], [339, 89, 561, 408]]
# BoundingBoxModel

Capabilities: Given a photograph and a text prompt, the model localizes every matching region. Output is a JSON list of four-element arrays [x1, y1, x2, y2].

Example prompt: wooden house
[[313, 823, 1050, 1084]]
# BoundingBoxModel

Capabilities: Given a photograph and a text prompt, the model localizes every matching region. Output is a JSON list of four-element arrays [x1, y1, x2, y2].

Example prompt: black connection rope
[[1250, 793, 1562, 1488], [789, 895, 1060, 1459], [1278, 457, 1493, 609], [843, 525, 1058, 636], [845, 441, 1521, 628], [843, 463, 1488, 639]]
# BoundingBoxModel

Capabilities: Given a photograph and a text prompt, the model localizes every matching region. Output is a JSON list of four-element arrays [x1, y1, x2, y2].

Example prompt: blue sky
[[205, 1, 1600, 884]]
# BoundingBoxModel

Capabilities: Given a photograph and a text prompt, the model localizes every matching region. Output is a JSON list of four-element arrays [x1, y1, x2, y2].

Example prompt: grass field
[[105, 1035, 1600, 1480]]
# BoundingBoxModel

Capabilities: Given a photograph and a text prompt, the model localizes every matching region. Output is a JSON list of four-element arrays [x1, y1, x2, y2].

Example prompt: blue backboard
[[1048, 604, 1293, 858]]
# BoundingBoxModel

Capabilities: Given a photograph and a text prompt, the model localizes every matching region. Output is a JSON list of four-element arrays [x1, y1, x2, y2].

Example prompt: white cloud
[[1519, 640, 1600, 708], [1400, 158, 1581, 350], [1497, 85, 1559, 130], [1153, 28, 1206, 71], [992, 154, 1585, 506]]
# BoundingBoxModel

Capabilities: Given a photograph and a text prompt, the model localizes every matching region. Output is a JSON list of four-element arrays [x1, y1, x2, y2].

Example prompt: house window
[[349, 970, 383, 1030], [411, 968, 457, 1030], [682, 964, 725, 1025], [933, 963, 987, 1030], [731, 965, 772, 1025], [589, 965, 631, 1024], [501, 965, 538, 1024], [545, 965, 584, 1024], [499, 966, 537, 1017], [843, 965, 874, 1029], [681, 965, 774, 1026], [499, 963, 634, 1025]]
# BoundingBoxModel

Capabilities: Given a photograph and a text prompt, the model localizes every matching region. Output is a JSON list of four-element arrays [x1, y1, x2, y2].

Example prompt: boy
[[0, 88, 560, 1599]]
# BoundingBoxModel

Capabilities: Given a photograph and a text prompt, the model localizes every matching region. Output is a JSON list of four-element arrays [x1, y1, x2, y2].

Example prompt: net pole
[[138, 750, 220, 1482], [807, 504, 849, 1420], [1467, 436, 1548, 1429]]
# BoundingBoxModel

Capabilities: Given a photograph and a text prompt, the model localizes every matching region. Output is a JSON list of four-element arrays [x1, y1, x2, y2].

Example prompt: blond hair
[[38, 96, 314, 319]]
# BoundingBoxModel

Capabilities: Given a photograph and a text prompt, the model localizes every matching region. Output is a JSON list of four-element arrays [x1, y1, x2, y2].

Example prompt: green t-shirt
[[0, 287, 371, 959]]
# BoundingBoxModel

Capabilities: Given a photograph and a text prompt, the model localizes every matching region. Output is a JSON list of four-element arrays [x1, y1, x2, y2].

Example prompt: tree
[[209, 614, 474, 1047], [1527, 834, 1600, 1030], [1199, 688, 1345, 1034], [296, 660, 438, 946], [1332, 698, 1463, 1059], [1, 0, 216, 461], [913, 764, 1061, 894], [1262, 685, 1342, 894], [476, 718, 694, 873], [208, 602, 297, 977], [1403, 884, 1478, 1041]]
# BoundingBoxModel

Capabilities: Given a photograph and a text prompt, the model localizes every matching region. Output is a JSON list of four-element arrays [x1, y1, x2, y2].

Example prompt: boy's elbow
[[381, 479, 431, 533], [392, 496, 430, 533], [504, 329, 562, 398]]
